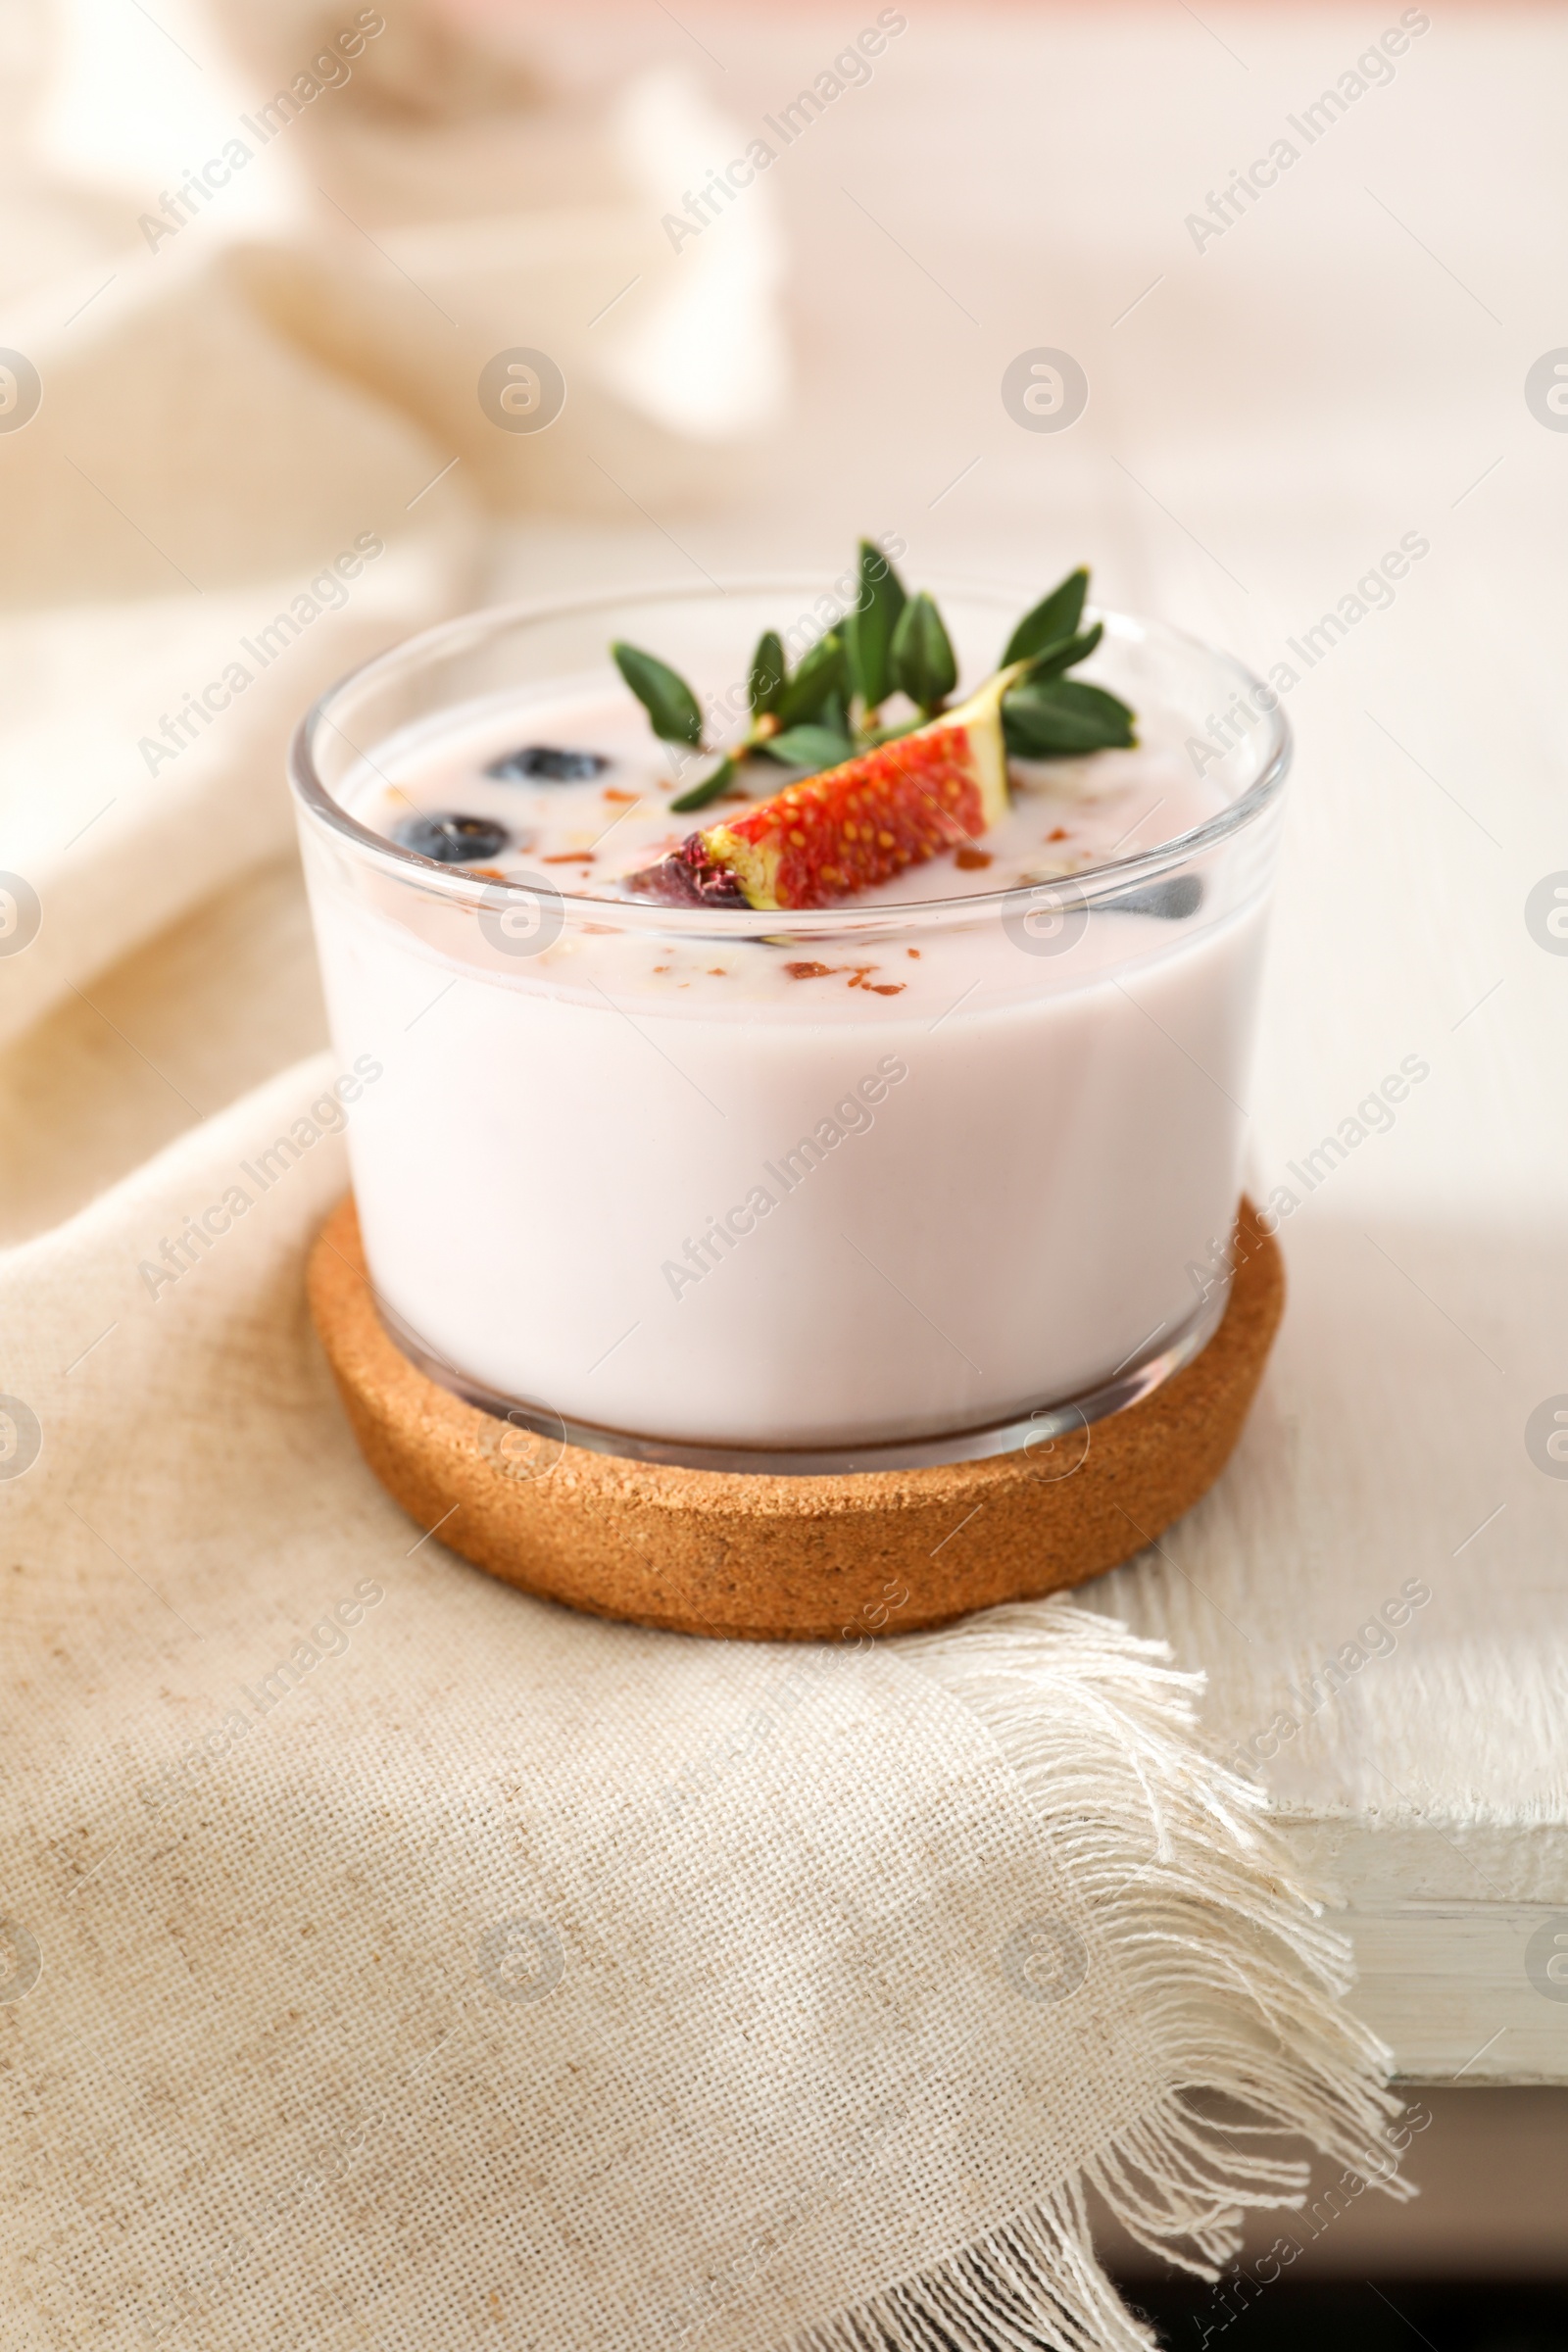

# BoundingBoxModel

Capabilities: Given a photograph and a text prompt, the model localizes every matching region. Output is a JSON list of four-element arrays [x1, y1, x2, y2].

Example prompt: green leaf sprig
[[612, 543, 1136, 812], [996, 567, 1135, 760]]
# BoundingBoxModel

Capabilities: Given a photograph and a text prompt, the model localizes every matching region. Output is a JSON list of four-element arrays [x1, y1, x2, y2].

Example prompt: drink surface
[[349, 686, 1221, 894], [336, 684, 1230, 1010]]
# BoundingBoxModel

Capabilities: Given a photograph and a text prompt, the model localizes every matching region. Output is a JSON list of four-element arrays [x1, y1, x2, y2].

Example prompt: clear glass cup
[[289, 582, 1290, 1472]]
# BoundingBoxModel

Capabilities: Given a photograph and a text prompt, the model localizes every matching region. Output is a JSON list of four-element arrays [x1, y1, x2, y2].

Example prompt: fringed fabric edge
[[782, 1600, 1410, 2352]]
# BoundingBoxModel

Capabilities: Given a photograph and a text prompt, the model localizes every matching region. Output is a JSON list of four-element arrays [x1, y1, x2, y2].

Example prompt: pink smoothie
[[301, 666, 1272, 1452]]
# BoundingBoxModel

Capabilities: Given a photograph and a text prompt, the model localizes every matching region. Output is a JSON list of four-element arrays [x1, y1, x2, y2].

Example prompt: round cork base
[[308, 1197, 1283, 1642]]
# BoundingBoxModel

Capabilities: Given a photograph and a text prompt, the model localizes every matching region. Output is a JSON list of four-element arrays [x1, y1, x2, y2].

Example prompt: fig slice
[[627, 667, 1017, 912]]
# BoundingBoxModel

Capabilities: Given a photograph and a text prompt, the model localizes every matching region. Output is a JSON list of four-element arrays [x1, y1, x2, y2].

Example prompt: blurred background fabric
[[0, 0, 787, 1108]]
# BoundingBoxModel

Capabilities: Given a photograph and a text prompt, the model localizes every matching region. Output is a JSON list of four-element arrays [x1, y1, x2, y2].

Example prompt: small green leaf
[[1003, 678, 1136, 760], [747, 631, 786, 716], [773, 628, 849, 729], [844, 539, 908, 711], [612, 639, 705, 747], [1002, 566, 1089, 666], [668, 754, 740, 813], [891, 592, 957, 712], [759, 723, 856, 771], [1021, 620, 1103, 684]]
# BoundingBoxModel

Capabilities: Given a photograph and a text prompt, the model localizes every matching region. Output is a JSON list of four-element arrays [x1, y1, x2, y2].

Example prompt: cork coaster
[[309, 1197, 1283, 1642]]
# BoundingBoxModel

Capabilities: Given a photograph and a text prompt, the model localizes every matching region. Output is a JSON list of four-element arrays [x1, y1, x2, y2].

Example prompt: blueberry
[[393, 812, 511, 863], [1100, 875, 1203, 920], [485, 745, 610, 782]]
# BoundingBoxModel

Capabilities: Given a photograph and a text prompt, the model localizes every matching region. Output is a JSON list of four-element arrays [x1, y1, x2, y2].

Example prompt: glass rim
[[287, 575, 1293, 940]]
